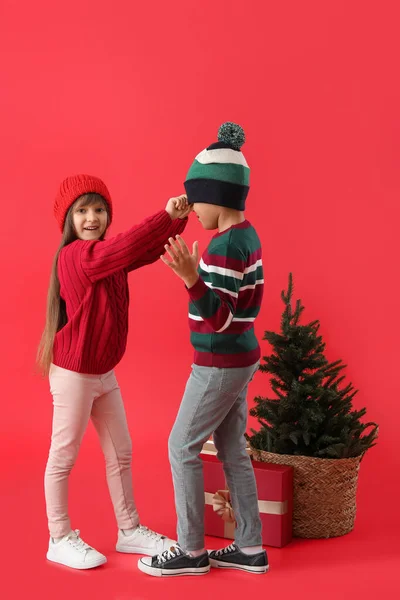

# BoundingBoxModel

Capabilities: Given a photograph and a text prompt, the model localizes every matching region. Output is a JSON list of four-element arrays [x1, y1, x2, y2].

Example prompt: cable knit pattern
[[53, 210, 186, 374]]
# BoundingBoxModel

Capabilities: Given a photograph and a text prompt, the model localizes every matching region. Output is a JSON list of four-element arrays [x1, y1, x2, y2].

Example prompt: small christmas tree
[[247, 274, 378, 459]]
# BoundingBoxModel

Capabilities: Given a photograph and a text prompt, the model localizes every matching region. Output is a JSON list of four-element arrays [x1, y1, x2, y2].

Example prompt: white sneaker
[[116, 525, 176, 556], [47, 529, 107, 570]]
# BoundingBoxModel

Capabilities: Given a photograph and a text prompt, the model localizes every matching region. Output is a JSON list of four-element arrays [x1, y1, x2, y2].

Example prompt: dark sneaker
[[209, 543, 269, 574], [138, 545, 210, 577]]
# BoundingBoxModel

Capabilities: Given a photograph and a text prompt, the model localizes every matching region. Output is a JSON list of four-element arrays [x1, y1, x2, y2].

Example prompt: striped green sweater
[[187, 220, 264, 368]]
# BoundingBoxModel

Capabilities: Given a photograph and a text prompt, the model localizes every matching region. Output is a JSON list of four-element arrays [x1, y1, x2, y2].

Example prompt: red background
[[1, 1, 398, 598]]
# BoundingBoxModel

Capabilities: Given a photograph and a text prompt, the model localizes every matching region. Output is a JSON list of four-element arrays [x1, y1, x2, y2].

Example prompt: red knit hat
[[54, 174, 113, 231]]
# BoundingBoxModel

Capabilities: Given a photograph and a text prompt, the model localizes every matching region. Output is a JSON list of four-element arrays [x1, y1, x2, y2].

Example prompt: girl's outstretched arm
[[60, 198, 190, 283]]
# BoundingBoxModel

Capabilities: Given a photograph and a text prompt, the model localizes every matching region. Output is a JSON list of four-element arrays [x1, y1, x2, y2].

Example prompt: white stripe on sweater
[[189, 313, 256, 324], [204, 281, 239, 298], [200, 258, 244, 280], [240, 279, 264, 292], [189, 314, 204, 321], [216, 311, 234, 332], [243, 259, 263, 274], [195, 148, 249, 167], [233, 317, 256, 322]]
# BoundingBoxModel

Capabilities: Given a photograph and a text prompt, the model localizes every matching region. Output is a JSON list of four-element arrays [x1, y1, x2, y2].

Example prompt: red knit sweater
[[53, 210, 186, 374]]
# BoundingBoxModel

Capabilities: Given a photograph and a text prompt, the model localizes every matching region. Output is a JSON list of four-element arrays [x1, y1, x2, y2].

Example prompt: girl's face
[[72, 199, 108, 241]]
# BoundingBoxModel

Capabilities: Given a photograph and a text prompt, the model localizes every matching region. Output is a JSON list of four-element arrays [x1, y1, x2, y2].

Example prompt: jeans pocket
[[250, 361, 261, 382]]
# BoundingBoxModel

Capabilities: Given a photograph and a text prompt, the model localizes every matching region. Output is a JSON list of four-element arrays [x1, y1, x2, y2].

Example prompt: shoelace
[[214, 543, 236, 557], [137, 525, 163, 541], [157, 545, 182, 564], [66, 530, 92, 554]]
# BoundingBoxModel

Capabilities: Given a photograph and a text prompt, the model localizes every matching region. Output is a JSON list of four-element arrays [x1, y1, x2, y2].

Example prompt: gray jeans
[[168, 362, 262, 551]]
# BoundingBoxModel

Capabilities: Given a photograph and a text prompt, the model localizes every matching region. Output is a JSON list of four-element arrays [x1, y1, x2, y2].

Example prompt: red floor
[[2, 434, 398, 600]]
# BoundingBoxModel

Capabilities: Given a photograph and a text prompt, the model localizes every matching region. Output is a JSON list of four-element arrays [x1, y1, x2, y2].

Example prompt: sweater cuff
[[187, 276, 208, 301], [169, 215, 188, 236], [152, 210, 175, 240], [175, 217, 188, 234], [162, 209, 173, 223]]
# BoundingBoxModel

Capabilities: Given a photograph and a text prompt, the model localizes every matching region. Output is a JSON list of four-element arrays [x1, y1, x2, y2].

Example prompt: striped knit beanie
[[184, 122, 249, 211], [54, 174, 113, 232]]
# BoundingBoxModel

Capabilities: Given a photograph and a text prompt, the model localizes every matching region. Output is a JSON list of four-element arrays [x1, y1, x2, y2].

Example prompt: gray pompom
[[218, 122, 245, 150]]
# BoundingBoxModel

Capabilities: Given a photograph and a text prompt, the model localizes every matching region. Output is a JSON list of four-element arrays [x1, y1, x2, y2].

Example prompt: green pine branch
[[246, 274, 378, 459]]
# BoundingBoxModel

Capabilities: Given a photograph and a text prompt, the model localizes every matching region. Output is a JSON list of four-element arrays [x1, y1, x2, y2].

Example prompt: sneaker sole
[[116, 544, 163, 556], [138, 559, 210, 577], [46, 552, 107, 570], [209, 558, 269, 574]]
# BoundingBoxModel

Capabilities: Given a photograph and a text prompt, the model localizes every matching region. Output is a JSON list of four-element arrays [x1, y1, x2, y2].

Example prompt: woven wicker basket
[[250, 447, 363, 538]]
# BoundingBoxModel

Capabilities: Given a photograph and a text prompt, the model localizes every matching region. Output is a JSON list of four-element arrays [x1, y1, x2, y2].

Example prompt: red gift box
[[201, 441, 293, 547]]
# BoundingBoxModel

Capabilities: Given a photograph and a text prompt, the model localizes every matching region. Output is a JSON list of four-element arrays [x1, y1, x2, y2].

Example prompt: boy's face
[[192, 203, 220, 230]]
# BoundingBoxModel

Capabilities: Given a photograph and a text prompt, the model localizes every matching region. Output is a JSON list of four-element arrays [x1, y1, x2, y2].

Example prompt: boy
[[138, 123, 268, 577]]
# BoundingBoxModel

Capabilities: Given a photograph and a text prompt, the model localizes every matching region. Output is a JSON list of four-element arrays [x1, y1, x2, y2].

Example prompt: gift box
[[201, 440, 293, 547]]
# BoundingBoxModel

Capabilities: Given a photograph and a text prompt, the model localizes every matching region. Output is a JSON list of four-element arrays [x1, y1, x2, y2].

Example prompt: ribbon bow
[[212, 490, 236, 524]]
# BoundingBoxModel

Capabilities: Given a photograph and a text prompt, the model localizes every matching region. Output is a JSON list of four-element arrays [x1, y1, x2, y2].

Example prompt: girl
[[38, 174, 190, 570]]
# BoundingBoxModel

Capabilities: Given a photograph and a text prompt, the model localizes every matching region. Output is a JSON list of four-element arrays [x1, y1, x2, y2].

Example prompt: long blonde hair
[[37, 193, 110, 376]]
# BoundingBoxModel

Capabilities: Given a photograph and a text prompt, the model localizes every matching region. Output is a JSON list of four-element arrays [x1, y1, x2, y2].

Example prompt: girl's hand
[[178, 202, 194, 219], [165, 195, 193, 220], [161, 236, 199, 288]]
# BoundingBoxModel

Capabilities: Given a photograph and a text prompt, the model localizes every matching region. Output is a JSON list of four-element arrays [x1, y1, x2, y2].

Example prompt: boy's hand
[[165, 195, 193, 220], [161, 236, 199, 288]]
